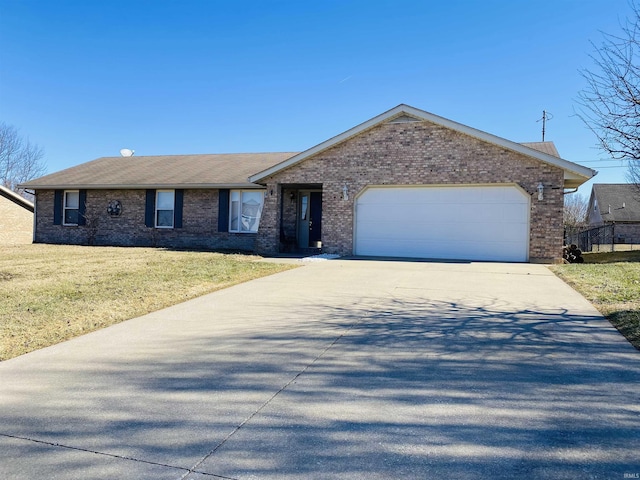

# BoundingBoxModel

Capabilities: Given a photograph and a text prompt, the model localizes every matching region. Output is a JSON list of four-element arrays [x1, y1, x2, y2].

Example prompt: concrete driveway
[[1, 259, 639, 479]]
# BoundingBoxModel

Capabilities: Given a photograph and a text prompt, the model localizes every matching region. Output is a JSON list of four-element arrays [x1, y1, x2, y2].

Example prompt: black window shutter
[[77, 190, 87, 226], [218, 189, 229, 232], [53, 190, 63, 225], [145, 189, 156, 227], [174, 189, 184, 228]]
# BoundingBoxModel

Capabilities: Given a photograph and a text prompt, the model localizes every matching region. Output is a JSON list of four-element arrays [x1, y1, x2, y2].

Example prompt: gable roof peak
[[249, 104, 596, 188], [590, 183, 640, 222]]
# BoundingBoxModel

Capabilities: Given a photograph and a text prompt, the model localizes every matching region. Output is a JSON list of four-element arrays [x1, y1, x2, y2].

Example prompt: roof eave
[[18, 183, 266, 190], [0, 186, 34, 212], [564, 170, 597, 189], [249, 104, 598, 185], [249, 106, 411, 182]]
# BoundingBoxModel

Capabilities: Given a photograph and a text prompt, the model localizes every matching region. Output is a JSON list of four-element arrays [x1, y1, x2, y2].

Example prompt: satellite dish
[[120, 148, 135, 157]]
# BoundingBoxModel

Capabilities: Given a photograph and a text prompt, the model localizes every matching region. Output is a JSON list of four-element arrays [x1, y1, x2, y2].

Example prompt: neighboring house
[[20, 104, 596, 262], [0, 185, 34, 245], [586, 183, 640, 244]]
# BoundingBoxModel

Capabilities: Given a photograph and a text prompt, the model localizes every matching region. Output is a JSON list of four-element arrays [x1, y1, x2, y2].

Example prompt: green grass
[[0, 245, 296, 360], [582, 250, 640, 264], [549, 250, 640, 350]]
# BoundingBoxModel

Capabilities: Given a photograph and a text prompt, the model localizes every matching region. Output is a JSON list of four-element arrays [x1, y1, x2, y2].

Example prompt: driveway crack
[[0, 432, 236, 478], [180, 319, 361, 479]]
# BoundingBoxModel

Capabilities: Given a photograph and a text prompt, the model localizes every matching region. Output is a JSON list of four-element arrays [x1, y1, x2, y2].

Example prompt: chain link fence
[[565, 224, 640, 252]]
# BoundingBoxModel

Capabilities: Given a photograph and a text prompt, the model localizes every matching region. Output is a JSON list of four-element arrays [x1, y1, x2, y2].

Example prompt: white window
[[156, 190, 175, 228], [63, 190, 80, 226], [229, 190, 264, 233]]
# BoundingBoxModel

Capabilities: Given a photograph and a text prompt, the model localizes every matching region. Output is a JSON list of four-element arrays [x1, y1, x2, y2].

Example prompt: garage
[[354, 185, 530, 262]]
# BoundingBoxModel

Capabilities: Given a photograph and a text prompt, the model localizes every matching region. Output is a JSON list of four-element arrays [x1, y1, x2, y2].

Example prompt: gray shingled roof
[[20, 152, 299, 189], [520, 142, 560, 157], [592, 183, 640, 222], [19, 118, 586, 192]]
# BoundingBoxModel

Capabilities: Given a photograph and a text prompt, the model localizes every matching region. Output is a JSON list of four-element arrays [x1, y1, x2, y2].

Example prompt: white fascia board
[[249, 104, 597, 186], [0, 185, 34, 211], [394, 106, 597, 182], [20, 183, 265, 190], [249, 105, 412, 183]]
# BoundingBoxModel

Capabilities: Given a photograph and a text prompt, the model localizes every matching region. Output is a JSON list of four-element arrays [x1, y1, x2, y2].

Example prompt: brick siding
[[256, 120, 565, 262], [34, 189, 257, 251]]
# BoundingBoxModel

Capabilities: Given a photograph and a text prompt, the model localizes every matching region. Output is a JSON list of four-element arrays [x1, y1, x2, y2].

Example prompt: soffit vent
[[387, 114, 423, 124]]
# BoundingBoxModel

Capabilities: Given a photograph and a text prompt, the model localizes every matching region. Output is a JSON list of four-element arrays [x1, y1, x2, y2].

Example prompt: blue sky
[[0, 0, 635, 193]]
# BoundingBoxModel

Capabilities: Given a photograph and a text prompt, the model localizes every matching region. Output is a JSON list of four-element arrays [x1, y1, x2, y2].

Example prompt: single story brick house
[[20, 104, 596, 262], [0, 185, 34, 245], [586, 183, 640, 244]]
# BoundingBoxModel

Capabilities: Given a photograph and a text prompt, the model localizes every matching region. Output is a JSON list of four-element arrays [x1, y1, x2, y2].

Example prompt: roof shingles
[[520, 142, 560, 157], [20, 153, 299, 189], [592, 183, 640, 222]]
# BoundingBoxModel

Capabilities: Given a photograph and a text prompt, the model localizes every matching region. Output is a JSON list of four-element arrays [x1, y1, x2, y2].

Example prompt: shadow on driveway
[[1, 263, 639, 479]]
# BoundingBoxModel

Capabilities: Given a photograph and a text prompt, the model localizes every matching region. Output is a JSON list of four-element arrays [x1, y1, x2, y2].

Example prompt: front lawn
[[549, 250, 640, 350], [0, 245, 296, 360]]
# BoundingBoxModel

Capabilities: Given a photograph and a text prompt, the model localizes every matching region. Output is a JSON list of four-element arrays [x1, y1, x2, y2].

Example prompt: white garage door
[[355, 185, 530, 262]]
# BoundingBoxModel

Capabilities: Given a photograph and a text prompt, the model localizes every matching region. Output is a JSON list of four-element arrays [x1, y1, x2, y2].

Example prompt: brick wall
[[280, 188, 298, 249], [256, 120, 565, 262], [0, 197, 33, 244], [34, 189, 257, 251]]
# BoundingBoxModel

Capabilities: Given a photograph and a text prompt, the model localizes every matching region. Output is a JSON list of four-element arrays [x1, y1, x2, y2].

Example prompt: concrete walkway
[[1, 260, 639, 479]]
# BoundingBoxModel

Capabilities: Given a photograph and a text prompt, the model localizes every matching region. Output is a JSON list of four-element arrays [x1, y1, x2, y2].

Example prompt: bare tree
[[577, 1, 640, 185], [564, 192, 589, 236], [0, 122, 47, 196]]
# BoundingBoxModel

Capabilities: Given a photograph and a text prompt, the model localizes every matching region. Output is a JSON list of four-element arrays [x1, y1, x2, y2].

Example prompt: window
[[300, 194, 308, 220], [229, 190, 264, 233], [63, 190, 80, 225], [156, 190, 175, 228]]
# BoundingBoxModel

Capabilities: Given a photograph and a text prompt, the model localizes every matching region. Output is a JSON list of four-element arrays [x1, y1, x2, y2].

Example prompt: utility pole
[[537, 110, 553, 141]]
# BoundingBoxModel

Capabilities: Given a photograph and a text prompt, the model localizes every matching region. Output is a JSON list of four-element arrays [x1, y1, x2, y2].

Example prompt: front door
[[309, 191, 322, 247], [297, 190, 322, 248]]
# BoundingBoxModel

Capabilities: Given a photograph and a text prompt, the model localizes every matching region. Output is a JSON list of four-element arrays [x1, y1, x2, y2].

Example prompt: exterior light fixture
[[537, 182, 544, 201], [342, 184, 349, 201]]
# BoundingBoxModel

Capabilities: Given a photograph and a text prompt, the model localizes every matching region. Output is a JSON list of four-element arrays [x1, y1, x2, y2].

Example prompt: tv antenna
[[536, 110, 553, 141], [119, 148, 135, 157]]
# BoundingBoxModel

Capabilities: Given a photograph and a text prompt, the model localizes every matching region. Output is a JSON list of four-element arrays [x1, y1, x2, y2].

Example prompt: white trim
[[0, 185, 34, 211], [352, 181, 531, 199], [228, 189, 264, 233], [155, 189, 175, 229], [249, 104, 596, 187], [20, 183, 266, 190], [62, 190, 80, 226]]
